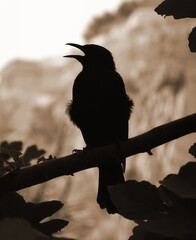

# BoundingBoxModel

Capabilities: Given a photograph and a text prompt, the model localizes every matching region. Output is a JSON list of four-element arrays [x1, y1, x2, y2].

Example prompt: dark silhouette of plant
[[0, 115, 195, 239], [0, 141, 76, 239], [0, 192, 76, 239], [109, 144, 196, 240], [0, 141, 45, 175], [155, 0, 196, 52]]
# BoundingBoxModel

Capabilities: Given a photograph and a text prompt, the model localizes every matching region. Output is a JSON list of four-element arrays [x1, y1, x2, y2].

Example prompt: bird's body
[[65, 44, 133, 213]]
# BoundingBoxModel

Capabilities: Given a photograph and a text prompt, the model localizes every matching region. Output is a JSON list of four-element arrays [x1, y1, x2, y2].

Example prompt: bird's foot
[[114, 140, 126, 171]]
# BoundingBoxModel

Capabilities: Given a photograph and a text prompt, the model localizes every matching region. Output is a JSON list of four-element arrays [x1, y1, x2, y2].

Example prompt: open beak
[[66, 43, 83, 50], [63, 43, 84, 60]]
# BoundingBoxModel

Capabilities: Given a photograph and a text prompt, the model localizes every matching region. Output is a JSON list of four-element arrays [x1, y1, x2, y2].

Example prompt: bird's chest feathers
[[73, 72, 109, 102]]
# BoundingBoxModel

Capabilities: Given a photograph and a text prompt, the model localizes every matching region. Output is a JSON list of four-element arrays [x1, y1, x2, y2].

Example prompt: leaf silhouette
[[155, 0, 196, 19], [160, 162, 196, 198], [188, 27, 196, 52], [0, 147, 22, 159], [137, 213, 196, 239], [0, 141, 22, 160], [23, 145, 46, 165], [36, 219, 69, 236], [159, 185, 196, 218], [130, 225, 169, 240], [0, 141, 23, 171], [189, 143, 196, 157], [0, 141, 22, 152], [26, 201, 64, 222], [6, 141, 23, 152], [0, 192, 68, 236], [0, 192, 27, 219], [109, 180, 165, 220]]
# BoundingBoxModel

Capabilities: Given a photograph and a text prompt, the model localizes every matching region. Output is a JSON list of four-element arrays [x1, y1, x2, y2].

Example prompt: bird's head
[[64, 43, 116, 71]]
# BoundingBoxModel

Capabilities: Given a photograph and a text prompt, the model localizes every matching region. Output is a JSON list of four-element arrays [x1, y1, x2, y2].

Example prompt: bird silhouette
[[64, 43, 133, 213]]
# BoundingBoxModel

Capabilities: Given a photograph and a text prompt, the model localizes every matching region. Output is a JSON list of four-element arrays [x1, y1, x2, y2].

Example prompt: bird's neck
[[82, 64, 115, 73]]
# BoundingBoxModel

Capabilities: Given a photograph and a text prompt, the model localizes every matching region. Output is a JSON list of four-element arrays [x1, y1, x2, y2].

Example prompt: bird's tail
[[97, 160, 125, 214]]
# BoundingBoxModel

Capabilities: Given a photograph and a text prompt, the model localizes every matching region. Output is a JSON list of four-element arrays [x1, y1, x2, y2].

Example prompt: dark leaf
[[159, 186, 196, 218], [0, 147, 22, 159], [155, 0, 196, 19], [160, 162, 196, 198], [26, 200, 64, 222], [6, 141, 23, 151], [0, 192, 26, 219], [0, 142, 10, 165], [36, 219, 69, 236], [23, 145, 46, 165], [0, 152, 10, 166], [0, 141, 23, 171], [129, 225, 169, 240], [0, 147, 22, 170], [0, 141, 9, 149], [160, 174, 196, 199], [109, 180, 164, 220], [179, 162, 196, 187], [189, 143, 196, 157], [138, 214, 196, 239]]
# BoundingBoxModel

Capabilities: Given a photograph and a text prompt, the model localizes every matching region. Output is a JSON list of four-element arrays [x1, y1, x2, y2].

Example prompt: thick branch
[[0, 113, 195, 196]]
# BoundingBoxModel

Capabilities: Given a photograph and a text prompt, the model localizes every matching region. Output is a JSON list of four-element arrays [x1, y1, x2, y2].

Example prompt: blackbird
[[64, 43, 133, 213]]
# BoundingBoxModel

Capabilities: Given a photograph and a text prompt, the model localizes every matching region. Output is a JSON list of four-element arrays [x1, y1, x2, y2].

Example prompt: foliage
[[0, 141, 46, 175], [1, 140, 195, 239], [155, 0, 196, 52], [0, 192, 75, 239], [189, 27, 196, 52], [0, 141, 76, 239], [109, 143, 196, 240], [155, 0, 196, 19]]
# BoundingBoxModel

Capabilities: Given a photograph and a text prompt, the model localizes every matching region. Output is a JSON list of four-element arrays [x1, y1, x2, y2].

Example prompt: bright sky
[[0, 0, 123, 69]]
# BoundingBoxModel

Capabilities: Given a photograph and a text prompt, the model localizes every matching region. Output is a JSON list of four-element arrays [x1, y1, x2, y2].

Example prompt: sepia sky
[[0, 0, 123, 69]]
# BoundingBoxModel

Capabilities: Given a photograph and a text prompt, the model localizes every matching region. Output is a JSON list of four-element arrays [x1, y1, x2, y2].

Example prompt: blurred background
[[0, 0, 196, 239]]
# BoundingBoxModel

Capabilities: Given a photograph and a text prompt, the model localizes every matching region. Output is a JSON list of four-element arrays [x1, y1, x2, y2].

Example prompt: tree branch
[[0, 113, 195, 196]]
